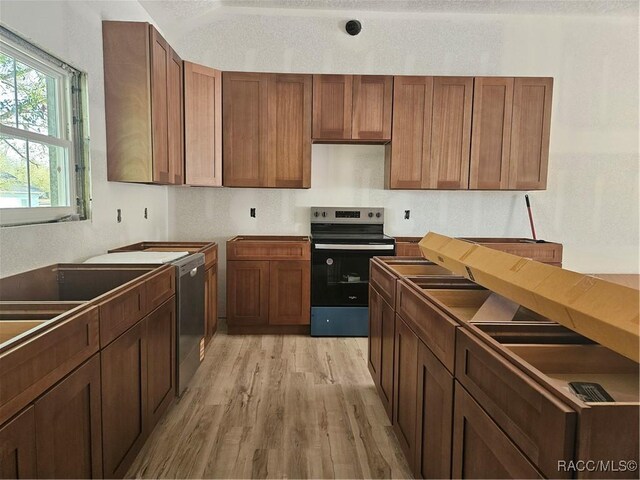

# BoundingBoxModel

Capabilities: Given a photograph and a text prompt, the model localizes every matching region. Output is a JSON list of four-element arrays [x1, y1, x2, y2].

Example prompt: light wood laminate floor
[[127, 329, 413, 479]]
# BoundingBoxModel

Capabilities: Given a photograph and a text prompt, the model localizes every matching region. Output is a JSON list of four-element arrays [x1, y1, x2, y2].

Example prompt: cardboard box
[[419, 232, 640, 362]]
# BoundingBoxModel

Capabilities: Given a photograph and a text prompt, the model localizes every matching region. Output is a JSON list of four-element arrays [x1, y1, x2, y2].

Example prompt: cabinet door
[[269, 260, 310, 325], [368, 285, 382, 383], [352, 75, 392, 140], [387, 76, 433, 189], [150, 26, 170, 184], [223, 72, 269, 187], [227, 260, 270, 326], [452, 383, 542, 479], [392, 315, 419, 462], [415, 341, 453, 479], [34, 354, 103, 479], [167, 47, 184, 185], [204, 265, 218, 344], [184, 62, 222, 187], [508, 77, 553, 190], [146, 299, 175, 430], [469, 77, 514, 190], [428, 76, 473, 189], [267, 74, 312, 188], [101, 321, 147, 479], [0, 407, 36, 479], [379, 296, 395, 420], [312, 74, 352, 140]]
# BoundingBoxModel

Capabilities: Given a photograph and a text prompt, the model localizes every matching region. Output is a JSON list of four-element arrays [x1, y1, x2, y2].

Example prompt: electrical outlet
[[250, 208, 256, 218], [404, 210, 410, 220], [117, 209, 122, 223], [144, 207, 148, 219]]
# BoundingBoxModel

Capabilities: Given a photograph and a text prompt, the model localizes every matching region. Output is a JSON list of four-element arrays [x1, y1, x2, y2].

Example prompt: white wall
[[0, 1, 170, 277], [157, 7, 639, 314]]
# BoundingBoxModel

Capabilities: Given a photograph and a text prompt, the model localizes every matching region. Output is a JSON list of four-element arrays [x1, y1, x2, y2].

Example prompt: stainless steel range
[[310, 207, 395, 336]]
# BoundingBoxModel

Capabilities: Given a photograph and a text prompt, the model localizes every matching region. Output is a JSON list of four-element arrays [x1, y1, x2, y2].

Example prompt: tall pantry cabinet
[[103, 22, 184, 185]]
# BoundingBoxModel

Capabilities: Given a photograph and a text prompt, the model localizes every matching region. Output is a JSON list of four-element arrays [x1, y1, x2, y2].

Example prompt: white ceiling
[[141, 0, 639, 20]]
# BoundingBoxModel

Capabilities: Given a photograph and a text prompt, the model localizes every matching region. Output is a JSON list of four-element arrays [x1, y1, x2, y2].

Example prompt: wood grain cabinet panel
[[379, 293, 395, 419], [204, 266, 218, 343], [392, 315, 419, 463], [368, 285, 382, 380], [34, 354, 103, 479], [452, 382, 543, 479], [509, 77, 553, 190], [385, 76, 433, 189], [223, 72, 269, 187], [455, 328, 575, 478], [226, 260, 270, 326], [267, 74, 312, 188], [428, 76, 473, 189], [0, 407, 36, 479], [470, 77, 514, 190], [0, 307, 99, 426], [167, 47, 184, 185], [103, 22, 184, 185], [223, 72, 311, 188], [352, 75, 392, 140], [146, 299, 175, 430], [184, 62, 222, 186], [312, 74, 352, 140], [268, 260, 310, 325], [99, 282, 146, 348], [415, 340, 453, 479], [101, 321, 147, 479]]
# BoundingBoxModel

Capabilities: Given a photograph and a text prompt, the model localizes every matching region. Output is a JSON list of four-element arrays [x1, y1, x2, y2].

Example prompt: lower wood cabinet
[[268, 260, 310, 325], [392, 315, 419, 463], [451, 382, 542, 479], [204, 265, 218, 343], [101, 321, 147, 479], [226, 260, 270, 326], [146, 299, 175, 430], [226, 239, 311, 333], [415, 340, 453, 479], [368, 285, 394, 419], [34, 354, 103, 479], [0, 406, 36, 479]]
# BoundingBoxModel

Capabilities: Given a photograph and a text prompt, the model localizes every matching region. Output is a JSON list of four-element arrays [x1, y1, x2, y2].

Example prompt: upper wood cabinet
[[429, 76, 473, 189], [312, 74, 392, 141], [103, 21, 184, 185], [184, 62, 222, 186], [509, 77, 553, 190], [385, 76, 433, 189], [386, 76, 473, 189], [223, 72, 311, 188], [470, 77, 553, 190]]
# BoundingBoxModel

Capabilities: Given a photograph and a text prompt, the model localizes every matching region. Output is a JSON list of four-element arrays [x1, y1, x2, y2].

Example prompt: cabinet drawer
[[396, 280, 457, 373], [455, 328, 576, 478], [99, 282, 146, 348], [0, 307, 99, 425], [227, 238, 310, 261], [201, 244, 218, 270], [395, 242, 422, 257], [370, 259, 396, 308], [145, 267, 175, 313], [452, 382, 543, 479]]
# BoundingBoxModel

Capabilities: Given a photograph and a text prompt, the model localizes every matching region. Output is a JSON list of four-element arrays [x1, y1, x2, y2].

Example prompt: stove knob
[[313, 211, 319, 217], [376, 212, 381, 218], [322, 211, 327, 218], [368, 212, 374, 218]]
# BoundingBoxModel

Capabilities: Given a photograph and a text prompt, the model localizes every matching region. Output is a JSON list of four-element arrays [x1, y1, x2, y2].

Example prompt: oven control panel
[[310, 207, 384, 224]]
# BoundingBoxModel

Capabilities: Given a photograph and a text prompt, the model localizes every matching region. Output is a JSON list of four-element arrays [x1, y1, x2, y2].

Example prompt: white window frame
[[0, 28, 87, 226]]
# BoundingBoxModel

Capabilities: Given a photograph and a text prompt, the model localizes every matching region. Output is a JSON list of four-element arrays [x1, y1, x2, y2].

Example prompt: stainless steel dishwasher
[[174, 253, 205, 396]]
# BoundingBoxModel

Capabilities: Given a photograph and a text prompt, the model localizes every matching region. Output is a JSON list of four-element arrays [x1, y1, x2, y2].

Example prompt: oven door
[[311, 243, 395, 307]]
